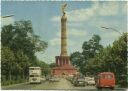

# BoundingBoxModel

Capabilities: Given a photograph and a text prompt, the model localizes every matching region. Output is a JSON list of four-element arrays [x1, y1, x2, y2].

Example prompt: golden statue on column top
[[61, 3, 67, 14]]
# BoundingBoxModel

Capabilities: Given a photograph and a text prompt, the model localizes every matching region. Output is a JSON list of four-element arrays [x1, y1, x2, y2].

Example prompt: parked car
[[66, 75, 74, 82], [73, 76, 85, 86], [67, 76, 73, 82], [40, 76, 46, 81], [85, 77, 95, 86], [46, 75, 51, 81], [54, 77, 60, 82], [49, 76, 60, 82], [71, 76, 77, 84], [96, 72, 115, 90]]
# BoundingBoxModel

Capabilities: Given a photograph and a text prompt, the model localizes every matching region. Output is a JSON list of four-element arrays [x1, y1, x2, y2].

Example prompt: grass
[[1, 79, 27, 86]]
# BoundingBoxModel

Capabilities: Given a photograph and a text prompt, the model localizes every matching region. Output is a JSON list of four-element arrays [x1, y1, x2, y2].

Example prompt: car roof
[[29, 67, 41, 68], [99, 72, 114, 75]]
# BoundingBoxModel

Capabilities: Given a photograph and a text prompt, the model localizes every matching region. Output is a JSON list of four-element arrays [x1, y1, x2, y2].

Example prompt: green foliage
[[1, 46, 15, 81], [1, 20, 48, 85], [36, 60, 51, 76], [70, 35, 103, 75], [70, 33, 127, 87], [2, 20, 48, 61], [70, 52, 85, 74], [82, 34, 103, 58], [49, 63, 56, 68], [93, 33, 127, 87]]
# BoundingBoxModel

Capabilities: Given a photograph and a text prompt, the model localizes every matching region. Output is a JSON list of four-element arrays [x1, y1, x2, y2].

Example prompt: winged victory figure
[[62, 3, 67, 14]]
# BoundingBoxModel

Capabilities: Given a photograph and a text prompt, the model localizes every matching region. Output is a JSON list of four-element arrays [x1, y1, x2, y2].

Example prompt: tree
[[110, 33, 127, 87], [49, 63, 56, 68], [82, 35, 103, 58], [90, 33, 127, 87], [70, 33, 127, 87], [36, 60, 51, 76], [1, 46, 15, 81], [2, 20, 48, 64], [15, 50, 30, 79], [70, 35, 103, 75], [70, 52, 85, 74], [1, 20, 48, 85]]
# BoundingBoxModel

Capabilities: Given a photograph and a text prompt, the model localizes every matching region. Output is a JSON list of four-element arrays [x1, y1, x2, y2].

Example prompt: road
[[2, 78, 126, 91]]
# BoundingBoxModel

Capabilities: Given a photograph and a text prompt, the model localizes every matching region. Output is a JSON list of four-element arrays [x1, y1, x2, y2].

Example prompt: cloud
[[50, 1, 126, 48], [101, 31, 120, 39], [68, 29, 87, 37], [98, 2, 119, 16], [49, 37, 76, 46], [121, 2, 127, 15], [49, 38, 60, 46], [51, 16, 60, 22], [50, 28, 87, 47], [100, 31, 121, 47], [1, 17, 14, 26], [67, 39, 76, 46], [51, 2, 121, 22], [51, 2, 98, 22]]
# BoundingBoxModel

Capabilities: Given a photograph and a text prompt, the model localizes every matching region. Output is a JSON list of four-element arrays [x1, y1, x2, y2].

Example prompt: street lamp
[[101, 26, 122, 35], [1, 14, 14, 80], [1, 14, 14, 18]]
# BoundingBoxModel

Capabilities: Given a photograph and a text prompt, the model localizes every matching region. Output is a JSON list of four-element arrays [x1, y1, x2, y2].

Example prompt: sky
[[1, 1, 127, 64]]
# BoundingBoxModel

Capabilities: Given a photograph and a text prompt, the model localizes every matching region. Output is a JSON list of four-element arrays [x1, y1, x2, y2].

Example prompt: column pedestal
[[55, 56, 70, 66]]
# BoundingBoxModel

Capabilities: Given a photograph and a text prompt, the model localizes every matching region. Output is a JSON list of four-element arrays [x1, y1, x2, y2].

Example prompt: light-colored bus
[[29, 67, 41, 83]]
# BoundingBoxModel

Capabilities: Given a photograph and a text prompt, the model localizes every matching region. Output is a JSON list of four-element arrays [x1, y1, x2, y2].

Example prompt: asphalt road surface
[[2, 78, 126, 91]]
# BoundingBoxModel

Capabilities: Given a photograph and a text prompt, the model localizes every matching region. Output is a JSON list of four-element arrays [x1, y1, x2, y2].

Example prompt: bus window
[[100, 75, 105, 79], [30, 75, 34, 77], [107, 74, 113, 79], [30, 68, 34, 70], [35, 75, 39, 77]]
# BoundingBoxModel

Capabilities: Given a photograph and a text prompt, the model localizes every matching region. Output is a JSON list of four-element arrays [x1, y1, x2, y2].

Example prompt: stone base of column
[[52, 56, 77, 76], [55, 56, 70, 67]]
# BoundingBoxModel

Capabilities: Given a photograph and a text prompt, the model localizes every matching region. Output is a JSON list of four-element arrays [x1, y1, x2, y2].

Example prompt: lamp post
[[1, 14, 14, 81], [101, 26, 122, 35], [1, 14, 14, 18]]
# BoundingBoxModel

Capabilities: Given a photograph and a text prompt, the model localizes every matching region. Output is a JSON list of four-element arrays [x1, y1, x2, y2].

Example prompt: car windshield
[[106, 74, 113, 79], [88, 78, 94, 81], [78, 78, 84, 81]]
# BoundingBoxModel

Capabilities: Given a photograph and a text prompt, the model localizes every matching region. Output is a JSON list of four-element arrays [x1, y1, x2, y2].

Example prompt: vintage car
[[96, 72, 115, 90], [85, 77, 95, 86], [49, 76, 60, 82], [73, 76, 85, 86]]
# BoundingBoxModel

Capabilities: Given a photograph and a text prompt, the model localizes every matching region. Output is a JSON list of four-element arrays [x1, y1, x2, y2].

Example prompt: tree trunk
[[9, 70, 11, 81]]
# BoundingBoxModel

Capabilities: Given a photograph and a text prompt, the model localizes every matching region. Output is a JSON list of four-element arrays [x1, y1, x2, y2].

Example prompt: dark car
[[49, 76, 60, 82], [71, 76, 77, 84], [46, 75, 51, 81], [73, 76, 85, 86]]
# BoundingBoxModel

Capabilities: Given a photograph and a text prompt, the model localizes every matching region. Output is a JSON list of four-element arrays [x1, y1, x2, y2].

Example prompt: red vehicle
[[96, 72, 115, 90]]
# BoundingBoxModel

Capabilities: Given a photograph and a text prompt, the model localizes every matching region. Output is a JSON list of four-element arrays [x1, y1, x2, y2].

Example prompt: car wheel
[[74, 84, 77, 87], [98, 87, 102, 90], [110, 87, 114, 90]]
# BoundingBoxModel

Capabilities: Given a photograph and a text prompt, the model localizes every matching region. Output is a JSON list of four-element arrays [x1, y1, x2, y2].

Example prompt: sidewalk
[[1, 81, 29, 89]]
